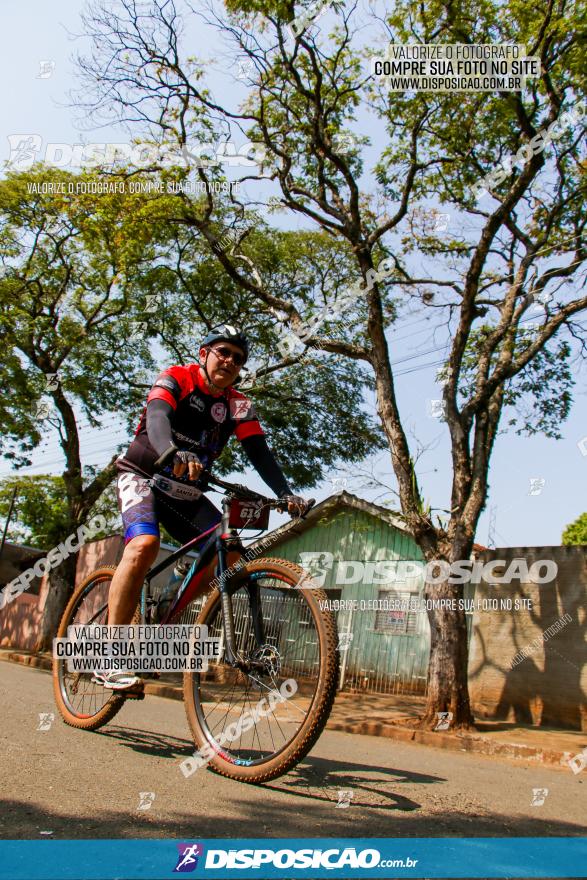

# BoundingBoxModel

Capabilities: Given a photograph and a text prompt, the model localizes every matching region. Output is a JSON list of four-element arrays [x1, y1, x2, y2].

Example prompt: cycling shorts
[[115, 472, 221, 545]]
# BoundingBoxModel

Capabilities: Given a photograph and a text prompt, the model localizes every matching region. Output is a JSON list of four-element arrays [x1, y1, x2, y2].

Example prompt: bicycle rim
[[53, 567, 125, 729], [181, 558, 338, 783]]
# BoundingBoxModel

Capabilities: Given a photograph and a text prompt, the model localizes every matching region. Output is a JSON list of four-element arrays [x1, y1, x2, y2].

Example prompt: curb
[[325, 719, 571, 768], [1, 650, 573, 770], [1, 650, 52, 671]]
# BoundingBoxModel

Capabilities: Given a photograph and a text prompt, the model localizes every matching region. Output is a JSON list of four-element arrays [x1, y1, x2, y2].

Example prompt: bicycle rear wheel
[[52, 566, 139, 730], [181, 557, 338, 783]]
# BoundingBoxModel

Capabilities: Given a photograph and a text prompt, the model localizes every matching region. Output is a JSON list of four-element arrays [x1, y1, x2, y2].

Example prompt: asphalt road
[[1, 662, 585, 840]]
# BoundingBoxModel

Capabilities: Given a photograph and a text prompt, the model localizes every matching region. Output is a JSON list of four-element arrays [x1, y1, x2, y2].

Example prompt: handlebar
[[203, 471, 315, 517], [144, 456, 315, 518], [205, 472, 270, 501]]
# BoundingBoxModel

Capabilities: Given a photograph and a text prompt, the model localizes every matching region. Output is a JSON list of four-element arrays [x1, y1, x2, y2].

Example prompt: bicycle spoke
[[189, 570, 325, 767], [57, 576, 115, 718]]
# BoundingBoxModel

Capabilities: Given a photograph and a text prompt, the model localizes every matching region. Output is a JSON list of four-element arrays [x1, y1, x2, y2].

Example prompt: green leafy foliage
[[372, 0, 585, 210], [562, 512, 587, 546], [459, 326, 574, 439], [0, 168, 388, 498], [0, 168, 162, 466], [0, 476, 71, 549], [0, 474, 121, 549], [218, 353, 386, 488], [133, 224, 387, 486]]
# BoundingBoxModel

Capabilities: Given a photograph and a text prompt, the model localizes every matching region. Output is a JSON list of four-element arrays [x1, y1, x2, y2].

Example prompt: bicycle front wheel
[[181, 557, 338, 784]]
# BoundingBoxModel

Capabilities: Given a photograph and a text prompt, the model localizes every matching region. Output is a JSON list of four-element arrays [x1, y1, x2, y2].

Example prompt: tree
[[0, 476, 71, 549], [1, 168, 384, 646], [562, 513, 587, 546], [136, 224, 387, 486], [0, 475, 118, 549], [0, 167, 162, 647], [73, 0, 587, 727]]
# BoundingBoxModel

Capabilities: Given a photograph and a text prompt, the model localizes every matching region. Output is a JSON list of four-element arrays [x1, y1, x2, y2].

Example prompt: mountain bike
[[52, 472, 339, 783]]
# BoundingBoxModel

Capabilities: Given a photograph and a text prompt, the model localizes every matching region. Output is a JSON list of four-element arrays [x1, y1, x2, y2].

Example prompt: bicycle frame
[[143, 492, 267, 669], [81, 468, 311, 672]]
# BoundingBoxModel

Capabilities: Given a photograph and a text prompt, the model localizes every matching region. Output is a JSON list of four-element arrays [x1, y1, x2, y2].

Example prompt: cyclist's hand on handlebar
[[153, 444, 206, 481], [172, 450, 204, 481], [280, 494, 314, 518]]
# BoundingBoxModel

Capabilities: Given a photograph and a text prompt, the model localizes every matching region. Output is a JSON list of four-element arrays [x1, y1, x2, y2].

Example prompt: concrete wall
[[0, 544, 46, 650], [0, 593, 44, 651], [0, 534, 184, 651], [468, 545, 587, 730]]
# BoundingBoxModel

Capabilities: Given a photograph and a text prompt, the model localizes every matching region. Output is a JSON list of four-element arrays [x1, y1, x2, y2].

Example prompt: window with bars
[[374, 590, 419, 634]]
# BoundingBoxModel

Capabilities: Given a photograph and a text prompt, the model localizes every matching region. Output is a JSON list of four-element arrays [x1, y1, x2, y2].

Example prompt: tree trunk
[[421, 578, 475, 729], [34, 552, 78, 653]]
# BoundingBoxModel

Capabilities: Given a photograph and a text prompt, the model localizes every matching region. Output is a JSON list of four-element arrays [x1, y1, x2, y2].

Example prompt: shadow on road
[[13, 722, 580, 840], [97, 724, 190, 759], [266, 753, 433, 811], [95, 724, 434, 812], [1, 794, 586, 841]]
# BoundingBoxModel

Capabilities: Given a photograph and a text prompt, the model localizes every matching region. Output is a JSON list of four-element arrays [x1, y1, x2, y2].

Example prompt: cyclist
[[95, 325, 310, 690]]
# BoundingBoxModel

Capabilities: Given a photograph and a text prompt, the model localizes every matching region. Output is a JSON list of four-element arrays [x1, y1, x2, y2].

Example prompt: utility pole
[[487, 505, 497, 549], [0, 485, 18, 561]]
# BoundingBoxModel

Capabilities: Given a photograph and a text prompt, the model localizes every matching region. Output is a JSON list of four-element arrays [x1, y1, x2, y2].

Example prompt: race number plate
[[228, 498, 270, 529]]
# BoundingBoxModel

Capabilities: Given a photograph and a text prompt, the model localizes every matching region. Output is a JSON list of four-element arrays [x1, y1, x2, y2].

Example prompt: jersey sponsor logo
[[117, 473, 151, 513], [189, 395, 205, 412], [229, 398, 252, 420], [210, 402, 227, 423], [172, 429, 199, 445], [154, 377, 177, 392], [172, 484, 203, 501], [153, 475, 203, 501]]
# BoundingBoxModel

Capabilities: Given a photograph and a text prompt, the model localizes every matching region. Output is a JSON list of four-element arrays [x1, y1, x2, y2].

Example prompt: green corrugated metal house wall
[[251, 493, 448, 695]]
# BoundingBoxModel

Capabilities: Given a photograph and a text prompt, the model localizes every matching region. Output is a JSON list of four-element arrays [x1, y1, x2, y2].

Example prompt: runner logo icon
[[174, 843, 204, 872]]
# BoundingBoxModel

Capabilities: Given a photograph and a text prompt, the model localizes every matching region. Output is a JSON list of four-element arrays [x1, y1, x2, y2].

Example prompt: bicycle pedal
[[122, 688, 145, 700]]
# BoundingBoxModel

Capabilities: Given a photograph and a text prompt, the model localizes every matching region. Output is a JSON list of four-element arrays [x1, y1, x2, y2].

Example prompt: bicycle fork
[[217, 500, 266, 669]]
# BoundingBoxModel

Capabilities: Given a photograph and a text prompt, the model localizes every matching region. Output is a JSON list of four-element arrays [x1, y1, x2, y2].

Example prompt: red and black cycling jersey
[[116, 363, 292, 498]]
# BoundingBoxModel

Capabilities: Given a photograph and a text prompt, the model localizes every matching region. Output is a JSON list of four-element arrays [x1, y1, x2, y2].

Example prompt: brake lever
[[301, 498, 316, 519], [232, 484, 265, 501], [275, 498, 316, 518], [195, 472, 210, 491]]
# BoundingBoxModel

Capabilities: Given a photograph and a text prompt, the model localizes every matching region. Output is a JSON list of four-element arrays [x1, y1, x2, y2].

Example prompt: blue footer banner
[[0, 838, 586, 879]]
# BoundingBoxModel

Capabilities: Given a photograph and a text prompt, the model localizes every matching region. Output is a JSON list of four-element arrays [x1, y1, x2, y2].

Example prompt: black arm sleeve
[[241, 434, 293, 498], [146, 398, 176, 459]]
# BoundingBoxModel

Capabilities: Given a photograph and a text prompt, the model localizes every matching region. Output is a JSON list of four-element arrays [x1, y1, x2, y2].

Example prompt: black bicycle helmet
[[201, 324, 249, 363]]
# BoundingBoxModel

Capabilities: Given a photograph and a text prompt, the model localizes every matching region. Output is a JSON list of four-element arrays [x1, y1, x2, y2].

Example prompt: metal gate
[[336, 604, 429, 695], [176, 586, 475, 696]]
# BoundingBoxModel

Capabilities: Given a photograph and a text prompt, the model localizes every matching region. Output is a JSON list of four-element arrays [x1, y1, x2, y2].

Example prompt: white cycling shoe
[[92, 670, 142, 690]]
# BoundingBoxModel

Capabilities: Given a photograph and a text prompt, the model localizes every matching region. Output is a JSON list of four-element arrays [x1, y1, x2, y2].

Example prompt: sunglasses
[[210, 345, 246, 367]]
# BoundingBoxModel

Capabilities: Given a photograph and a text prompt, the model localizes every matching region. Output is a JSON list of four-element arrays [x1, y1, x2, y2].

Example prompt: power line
[[3, 298, 583, 476], [390, 343, 449, 367], [30, 423, 129, 455], [395, 357, 447, 376], [0, 434, 130, 478], [390, 321, 435, 345]]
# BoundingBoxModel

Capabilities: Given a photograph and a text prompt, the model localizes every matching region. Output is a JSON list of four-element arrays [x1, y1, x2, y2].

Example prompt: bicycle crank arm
[[121, 689, 145, 701]]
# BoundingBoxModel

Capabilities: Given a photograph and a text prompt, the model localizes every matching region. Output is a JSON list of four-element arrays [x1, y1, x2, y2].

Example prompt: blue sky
[[1, 0, 586, 547]]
